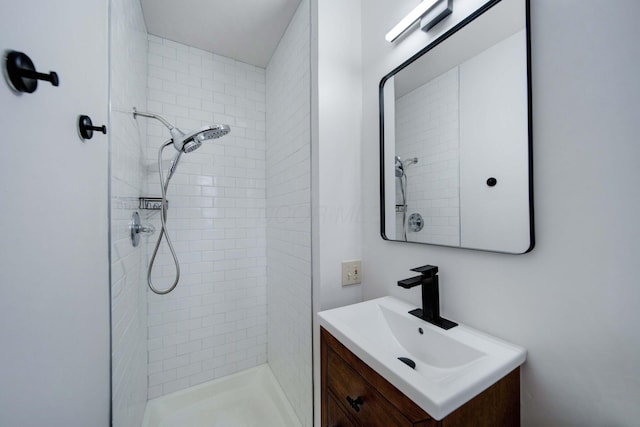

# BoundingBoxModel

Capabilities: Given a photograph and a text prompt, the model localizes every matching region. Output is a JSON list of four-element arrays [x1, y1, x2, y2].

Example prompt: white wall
[[0, 0, 110, 425], [143, 36, 268, 399], [312, 0, 363, 313], [361, 0, 640, 425], [109, 0, 149, 425], [266, 2, 313, 425], [311, 0, 363, 425]]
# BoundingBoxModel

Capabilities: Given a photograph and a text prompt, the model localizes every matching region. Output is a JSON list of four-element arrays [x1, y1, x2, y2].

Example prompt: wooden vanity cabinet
[[321, 327, 520, 427]]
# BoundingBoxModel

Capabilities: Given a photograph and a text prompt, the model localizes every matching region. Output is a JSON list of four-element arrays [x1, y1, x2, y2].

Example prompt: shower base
[[142, 364, 301, 427]]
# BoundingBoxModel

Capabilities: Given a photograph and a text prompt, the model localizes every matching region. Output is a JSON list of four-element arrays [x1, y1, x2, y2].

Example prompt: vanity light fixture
[[385, 0, 453, 42]]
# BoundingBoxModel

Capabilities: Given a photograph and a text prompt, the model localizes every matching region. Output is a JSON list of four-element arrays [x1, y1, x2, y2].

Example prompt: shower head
[[395, 156, 418, 177], [170, 124, 231, 153], [133, 109, 231, 153]]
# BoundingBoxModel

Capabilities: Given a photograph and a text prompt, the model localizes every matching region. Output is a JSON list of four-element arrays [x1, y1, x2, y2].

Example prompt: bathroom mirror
[[379, 0, 533, 254]]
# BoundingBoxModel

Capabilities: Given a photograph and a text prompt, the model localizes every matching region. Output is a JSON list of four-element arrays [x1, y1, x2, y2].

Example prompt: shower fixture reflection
[[395, 156, 418, 241], [133, 108, 231, 294]]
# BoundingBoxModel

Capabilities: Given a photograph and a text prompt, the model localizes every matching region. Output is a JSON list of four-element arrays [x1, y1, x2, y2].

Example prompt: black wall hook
[[5, 50, 59, 93], [78, 115, 107, 140]]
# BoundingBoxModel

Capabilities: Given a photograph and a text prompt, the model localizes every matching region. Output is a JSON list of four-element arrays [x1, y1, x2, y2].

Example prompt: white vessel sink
[[317, 296, 526, 420]]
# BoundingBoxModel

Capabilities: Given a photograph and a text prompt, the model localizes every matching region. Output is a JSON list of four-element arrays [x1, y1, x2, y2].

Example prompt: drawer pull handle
[[346, 395, 364, 412]]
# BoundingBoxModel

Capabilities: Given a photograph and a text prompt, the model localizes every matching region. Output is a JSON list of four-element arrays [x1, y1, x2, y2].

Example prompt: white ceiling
[[140, 0, 302, 68]]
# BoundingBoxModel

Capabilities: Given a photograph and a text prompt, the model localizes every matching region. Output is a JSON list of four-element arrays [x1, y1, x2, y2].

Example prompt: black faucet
[[397, 265, 458, 330]]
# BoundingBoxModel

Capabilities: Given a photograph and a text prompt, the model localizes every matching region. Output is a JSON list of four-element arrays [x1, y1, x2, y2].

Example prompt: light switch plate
[[342, 260, 362, 286]]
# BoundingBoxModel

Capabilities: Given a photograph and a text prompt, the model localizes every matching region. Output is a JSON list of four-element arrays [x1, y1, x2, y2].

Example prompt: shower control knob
[[138, 224, 156, 234], [130, 212, 155, 247], [408, 213, 424, 232], [78, 115, 107, 140]]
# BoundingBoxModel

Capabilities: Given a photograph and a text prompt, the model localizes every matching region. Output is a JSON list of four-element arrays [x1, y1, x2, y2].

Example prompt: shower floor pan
[[142, 364, 301, 427]]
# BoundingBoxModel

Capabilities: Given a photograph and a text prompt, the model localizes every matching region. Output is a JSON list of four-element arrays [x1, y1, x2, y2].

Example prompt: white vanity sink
[[317, 296, 526, 420]]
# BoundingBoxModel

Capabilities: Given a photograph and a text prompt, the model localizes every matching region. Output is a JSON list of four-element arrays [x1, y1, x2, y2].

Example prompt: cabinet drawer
[[327, 348, 414, 427], [327, 392, 357, 427]]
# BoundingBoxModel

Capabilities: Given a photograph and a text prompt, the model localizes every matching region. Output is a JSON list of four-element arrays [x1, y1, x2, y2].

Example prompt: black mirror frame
[[378, 0, 534, 254]]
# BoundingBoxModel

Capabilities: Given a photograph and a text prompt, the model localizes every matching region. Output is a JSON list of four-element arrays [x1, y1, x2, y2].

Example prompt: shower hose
[[400, 172, 409, 241], [147, 140, 182, 295]]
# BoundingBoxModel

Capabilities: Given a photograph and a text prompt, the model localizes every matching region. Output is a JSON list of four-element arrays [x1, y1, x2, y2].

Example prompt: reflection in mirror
[[380, 0, 533, 254]]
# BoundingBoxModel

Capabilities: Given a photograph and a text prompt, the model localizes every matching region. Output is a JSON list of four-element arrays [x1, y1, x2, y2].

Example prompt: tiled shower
[[394, 68, 460, 245], [144, 36, 270, 399], [109, 0, 311, 426]]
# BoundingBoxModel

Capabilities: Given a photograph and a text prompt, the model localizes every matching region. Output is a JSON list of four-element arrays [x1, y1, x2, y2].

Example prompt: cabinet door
[[0, 0, 110, 425], [327, 393, 358, 427]]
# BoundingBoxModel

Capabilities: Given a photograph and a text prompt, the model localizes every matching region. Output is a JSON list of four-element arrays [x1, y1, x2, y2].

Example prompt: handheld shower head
[[171, 124, 231, 153], [133, 109, 231, 153], [395, 156, 419, 177], [395, 156, 404, 177]]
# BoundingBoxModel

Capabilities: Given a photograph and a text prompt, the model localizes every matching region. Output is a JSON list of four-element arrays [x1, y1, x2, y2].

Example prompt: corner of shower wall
[[266, 0, 313, 426], [109, 0, 149, 425]]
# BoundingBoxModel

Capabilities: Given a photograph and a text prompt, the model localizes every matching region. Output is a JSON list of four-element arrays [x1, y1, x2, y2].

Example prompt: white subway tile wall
[[266, 1, 312, 426], [143, 35, 268, 399], [110, 0, 149, 425], [395, 67, 460, 245]]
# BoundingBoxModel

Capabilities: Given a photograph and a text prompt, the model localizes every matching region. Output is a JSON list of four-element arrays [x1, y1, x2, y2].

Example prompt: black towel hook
[[4, 50, 59, 93], [78, 115, 107, 140]]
